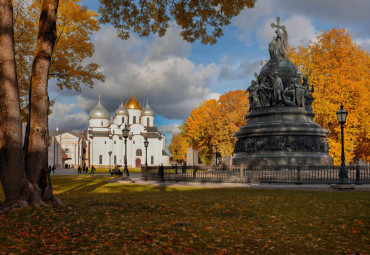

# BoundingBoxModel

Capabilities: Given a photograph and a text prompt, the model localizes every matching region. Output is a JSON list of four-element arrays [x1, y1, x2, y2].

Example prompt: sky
[[48, 0, 370, 151]]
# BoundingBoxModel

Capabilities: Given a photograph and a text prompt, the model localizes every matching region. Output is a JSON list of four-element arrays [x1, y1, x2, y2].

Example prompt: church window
[[99, 155, 102, 164], [83, 148, 86, 154], [114, 155, 117, 165], [122, 117, 124, 123], [133, 141, 135, 144], [147, 118, 149, 127], [136, 149, 142, 156], [113, 130, 115, 134], [101, 121, 103, 126], [114, 141, 116, 144], [133, 116, 136, 124], [104, 141, 106, 144], [65, 148, 69, 153], [151, 156, 154, 164]]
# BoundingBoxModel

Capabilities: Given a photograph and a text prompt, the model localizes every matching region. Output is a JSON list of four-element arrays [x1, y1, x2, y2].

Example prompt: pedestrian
[[78, 165, 81, 174], [48, 165, 52, 173], [52, 165, 56, 174], [90, 165, 95, 174]]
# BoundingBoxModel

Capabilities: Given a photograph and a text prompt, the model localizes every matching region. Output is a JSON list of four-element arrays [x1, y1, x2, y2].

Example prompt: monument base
[[232, 107, 333, 168], [232, 152, 333, 168]]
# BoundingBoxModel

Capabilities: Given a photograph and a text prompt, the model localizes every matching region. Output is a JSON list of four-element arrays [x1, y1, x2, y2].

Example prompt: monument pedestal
[[232, 107, 333, 167]]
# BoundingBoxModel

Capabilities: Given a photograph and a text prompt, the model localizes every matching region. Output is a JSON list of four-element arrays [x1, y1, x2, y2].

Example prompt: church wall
[[113, 115, 128, 126], [127, 109, 142, 125], [89, 119, 110, 128]]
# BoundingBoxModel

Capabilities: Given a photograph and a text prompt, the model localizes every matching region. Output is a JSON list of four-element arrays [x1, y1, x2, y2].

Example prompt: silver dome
[[142, 100, 154, 116], [89, 97, 110, 119], [114, 102, 128, 116]]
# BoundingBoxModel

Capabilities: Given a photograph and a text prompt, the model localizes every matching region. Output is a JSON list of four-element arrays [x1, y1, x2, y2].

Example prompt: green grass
[[0, 176, 369, 254], [94, 167, 142, 174]]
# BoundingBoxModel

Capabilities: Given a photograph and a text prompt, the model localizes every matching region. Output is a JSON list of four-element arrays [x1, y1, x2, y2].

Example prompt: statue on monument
[[259, 77, 272, 108], [269, 71, 284, 105], [246, 76, 261, 110], [269, 17, 288, 59]]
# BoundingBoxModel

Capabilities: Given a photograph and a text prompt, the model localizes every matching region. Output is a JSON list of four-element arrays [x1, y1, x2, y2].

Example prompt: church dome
[[125, 92, 142, 110], [89, 96, 110, 119], [115, 100, 128, 116], [142, 100, 154, 116]]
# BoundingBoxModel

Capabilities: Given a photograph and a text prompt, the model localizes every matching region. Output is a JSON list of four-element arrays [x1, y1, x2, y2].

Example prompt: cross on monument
[[271, 16, 286, 33]]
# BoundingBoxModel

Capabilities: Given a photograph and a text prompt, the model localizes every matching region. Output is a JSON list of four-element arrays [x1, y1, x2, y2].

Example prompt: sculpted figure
[[269, 17, 288, 59], [302, 76, 314, 109], [282, 83, 296, 106], [269, 71, 283, 105], [259, 77, 272, 108], [294, 75, 305, 107], [246, 80, 261, 110]]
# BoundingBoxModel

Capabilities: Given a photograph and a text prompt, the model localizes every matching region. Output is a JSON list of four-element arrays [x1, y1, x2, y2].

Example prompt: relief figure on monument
[[246, 77, 261, 110], [269, 71, 284, 105], [293, 73, 305, 107], [282, 83, 296, 106], [259, 77, 273, 108], [302, 76, 315, 109]]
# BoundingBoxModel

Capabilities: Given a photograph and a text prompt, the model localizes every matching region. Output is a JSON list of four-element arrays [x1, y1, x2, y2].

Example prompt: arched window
[[147, 118, 149, 127], [122, 117, 124, 123], [99, 155, 102, 164], [65, 148, 69, 153], [151, 156, 154, 164], [136, 149, 142, 156], [114, 155, 117, 165], [133, 116, 136, 124], [101, 121, 103, 126]]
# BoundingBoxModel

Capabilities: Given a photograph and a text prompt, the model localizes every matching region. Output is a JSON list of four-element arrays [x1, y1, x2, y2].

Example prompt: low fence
[[141, 165, 370, 184]]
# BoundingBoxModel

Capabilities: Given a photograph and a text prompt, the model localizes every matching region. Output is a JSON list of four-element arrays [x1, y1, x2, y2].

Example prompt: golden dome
[[124, 92, 142, 110]]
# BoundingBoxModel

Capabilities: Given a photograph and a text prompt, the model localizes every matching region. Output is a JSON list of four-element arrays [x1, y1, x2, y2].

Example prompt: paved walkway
[[52, 168, 370, 191]]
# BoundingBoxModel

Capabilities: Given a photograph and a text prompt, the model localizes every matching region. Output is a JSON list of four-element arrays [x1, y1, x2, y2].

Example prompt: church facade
[[87, 93, 170, 168]]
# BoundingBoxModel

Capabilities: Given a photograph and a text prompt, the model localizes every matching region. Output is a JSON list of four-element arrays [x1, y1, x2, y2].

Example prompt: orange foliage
[[173, 90, 248, 164], [287, 28, 370, 164]]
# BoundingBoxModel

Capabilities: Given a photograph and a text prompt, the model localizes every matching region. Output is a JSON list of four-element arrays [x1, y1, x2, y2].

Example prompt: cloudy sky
[[48, 0, 370, 150]]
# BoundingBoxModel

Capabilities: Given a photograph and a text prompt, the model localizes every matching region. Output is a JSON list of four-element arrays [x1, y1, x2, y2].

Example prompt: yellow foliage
[[287, 28, 370, 164], [99, 0, 255, 45], [171, 90, 248, 164], [13, 0, 104, 121]]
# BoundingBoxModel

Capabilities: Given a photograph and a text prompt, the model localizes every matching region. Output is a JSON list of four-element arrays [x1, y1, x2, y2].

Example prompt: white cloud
[[74, 25, 217, 120], [49, 102, 89, 130], [158, 123, 181, 134], [218, 55, 261, 81]]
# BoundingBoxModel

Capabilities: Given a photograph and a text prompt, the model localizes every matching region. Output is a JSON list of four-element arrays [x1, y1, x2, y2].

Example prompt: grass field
[[0, 176, 369, 254]]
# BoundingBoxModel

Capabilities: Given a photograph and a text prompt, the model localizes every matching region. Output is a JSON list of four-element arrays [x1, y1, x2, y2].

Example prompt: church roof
[[115, 100, 129, 116], [142, 99, 154, 116], [125, 92, 142, 110], [89, 95, 110, 119]]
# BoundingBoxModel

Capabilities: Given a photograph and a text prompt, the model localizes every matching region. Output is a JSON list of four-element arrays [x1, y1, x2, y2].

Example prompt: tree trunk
[[26, 0, 59, 203], [0, 0, 33, 210]]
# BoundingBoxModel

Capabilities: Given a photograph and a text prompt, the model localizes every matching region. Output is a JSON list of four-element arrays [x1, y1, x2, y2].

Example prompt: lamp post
[[122, 125, 130, 180], [108, 151, 112, 174], [144, 137, 149, 166], [336, 103, 350, 184]]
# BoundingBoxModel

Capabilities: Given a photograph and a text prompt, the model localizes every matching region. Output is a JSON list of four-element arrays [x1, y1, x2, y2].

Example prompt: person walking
[[52, 165, 56, 174], [78, 165, 81, 174], [90, 165, 96, 174]]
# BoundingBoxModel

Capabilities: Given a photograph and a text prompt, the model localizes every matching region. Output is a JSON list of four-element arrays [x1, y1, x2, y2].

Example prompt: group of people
[[78, 165, 96, 174], [48, 165, 56, 174], [247, 71, 314, 110]]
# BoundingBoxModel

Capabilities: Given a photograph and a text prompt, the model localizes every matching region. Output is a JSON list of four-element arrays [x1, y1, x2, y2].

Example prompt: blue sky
[[48, 0, 370, 150]]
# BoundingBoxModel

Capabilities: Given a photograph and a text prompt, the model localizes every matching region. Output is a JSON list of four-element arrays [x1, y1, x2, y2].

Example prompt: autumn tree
[[168, 124, 189, 163], [13, 0, 104, 121], [287, 28, 370, 164], [1, 0, 255, 212], [99, 0, 255, 45], [183, 90, 248, 165]]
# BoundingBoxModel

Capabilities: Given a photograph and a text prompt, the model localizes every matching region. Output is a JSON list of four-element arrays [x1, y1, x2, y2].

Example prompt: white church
[[87, 93, 170, 168]]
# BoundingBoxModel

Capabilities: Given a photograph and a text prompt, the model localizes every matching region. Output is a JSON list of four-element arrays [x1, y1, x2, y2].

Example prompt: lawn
[[0, 176, 369, 254]]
